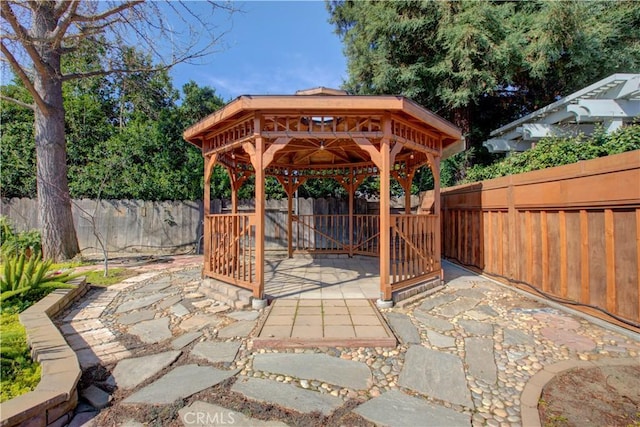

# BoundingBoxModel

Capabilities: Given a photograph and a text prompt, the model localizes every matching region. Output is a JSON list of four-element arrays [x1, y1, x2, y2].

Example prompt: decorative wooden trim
[[353, 137, 382, 168], [263, 137, 292, 167]]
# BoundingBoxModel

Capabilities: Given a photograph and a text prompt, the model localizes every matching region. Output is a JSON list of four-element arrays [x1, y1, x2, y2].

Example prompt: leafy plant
[[0, 254, 78, 306], [463, 124, 640, 184], [0, 307, 41, 402], [0, 216, 41, 260]]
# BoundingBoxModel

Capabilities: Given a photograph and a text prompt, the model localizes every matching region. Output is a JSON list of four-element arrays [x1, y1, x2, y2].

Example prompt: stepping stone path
[[386, 312, 421, 344], [355, 389, 471, 426], [109, 350, 181, 389], [217, 320, 255, 337], [171, 331, 202, 350], [128, 317, 172, 344], [252, 353, 372, 390], [399, 345, 473, 408], [54, 259, 640, 427], [191, 341, 240, 364], [124, 364, 239, 404], [231, 377, 343, 416]]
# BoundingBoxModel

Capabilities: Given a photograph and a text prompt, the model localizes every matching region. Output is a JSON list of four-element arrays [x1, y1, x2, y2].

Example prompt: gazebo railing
[[389, 214, 439, 286], [205, 213, 255, 289], [293, 214, 349, 253], [292, 214, 380, 256], [352, 214, 379, 256], [204, 212, 439, 298]]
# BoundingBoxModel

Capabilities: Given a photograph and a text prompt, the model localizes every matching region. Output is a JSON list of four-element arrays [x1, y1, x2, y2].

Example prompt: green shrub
[[0, 216, 41, 260], [0, 253, 78, 307], [464, 123, 640, 184], [0, 307, 41, 402]]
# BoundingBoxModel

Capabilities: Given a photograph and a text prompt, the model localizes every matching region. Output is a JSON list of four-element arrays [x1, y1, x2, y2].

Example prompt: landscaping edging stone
[[1, 276, 88, 427]]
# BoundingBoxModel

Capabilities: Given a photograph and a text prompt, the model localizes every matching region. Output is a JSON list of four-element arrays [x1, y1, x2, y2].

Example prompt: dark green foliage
[[328, 0, 640, 185], [0, 83, 36, 198], [0, 216, 41, 260], [464, 124, 640, 183]]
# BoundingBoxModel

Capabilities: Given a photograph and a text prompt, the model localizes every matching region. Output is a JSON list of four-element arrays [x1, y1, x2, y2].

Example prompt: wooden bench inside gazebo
[[183, 88, 462, 308]]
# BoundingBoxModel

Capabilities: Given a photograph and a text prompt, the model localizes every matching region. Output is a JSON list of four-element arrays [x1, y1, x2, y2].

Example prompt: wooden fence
[[441, 150, 640, 329]]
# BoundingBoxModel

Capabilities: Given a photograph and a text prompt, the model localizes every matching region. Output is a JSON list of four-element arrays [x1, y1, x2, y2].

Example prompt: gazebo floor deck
[[254, 298, 397, 348], [264, 254, 380, 300]]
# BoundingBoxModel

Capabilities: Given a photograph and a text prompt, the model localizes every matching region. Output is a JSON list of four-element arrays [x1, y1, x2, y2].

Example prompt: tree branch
[[0, 2, 49, 77], [70, 1, 143, 24], [0, 94, 35, 111], [50, 0, 80, 49], [53, 0, 74, 20], [61, 64, 171, 82], [0, 41, 49, 115]]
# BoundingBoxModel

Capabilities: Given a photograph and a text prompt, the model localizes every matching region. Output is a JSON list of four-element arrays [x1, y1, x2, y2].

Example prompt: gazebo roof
[[184, 91, 463, 160]]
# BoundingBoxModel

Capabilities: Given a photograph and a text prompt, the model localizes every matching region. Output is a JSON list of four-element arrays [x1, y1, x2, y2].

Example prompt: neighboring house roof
[[483, 73, 640, 153]]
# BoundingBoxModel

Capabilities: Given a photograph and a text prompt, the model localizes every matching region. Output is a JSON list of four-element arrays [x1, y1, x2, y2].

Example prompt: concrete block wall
[[0, 278, 88, 427]]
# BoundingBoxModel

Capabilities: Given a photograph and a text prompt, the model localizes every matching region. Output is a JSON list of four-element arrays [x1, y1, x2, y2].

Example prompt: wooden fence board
[[588, 211, 607, 309], [440, 150, 640, 329]]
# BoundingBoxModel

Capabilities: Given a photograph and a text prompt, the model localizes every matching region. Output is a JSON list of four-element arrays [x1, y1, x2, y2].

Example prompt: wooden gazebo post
[[253, 116, 266, 305], [379, 116, 392, 304]]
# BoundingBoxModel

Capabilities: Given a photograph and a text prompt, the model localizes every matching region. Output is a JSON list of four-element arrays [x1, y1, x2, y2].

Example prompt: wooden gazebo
[[183, 88, 462, 306]]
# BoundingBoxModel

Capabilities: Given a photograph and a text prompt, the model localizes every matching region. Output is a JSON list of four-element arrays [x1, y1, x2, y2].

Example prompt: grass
[[84, 267, 137, 287], [0, 306, 41, 402], [0, 255, 136, 402]]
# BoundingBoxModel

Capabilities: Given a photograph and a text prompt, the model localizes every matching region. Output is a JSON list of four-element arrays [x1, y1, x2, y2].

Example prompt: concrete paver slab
[[413, 310, 454, 332], [355, 390, 471, 427], [115, 294, 167, 313], [504, 328, 536, 346], [435, 296, 480, 318], [116, 309, 155, 325], [231, 377, 343, 416], [427, 330, 456, 348], [157, 295, 183, 309], [191, 341, 240, 363], [123, 364, 239, 404], [81, 385, 111, 409], [171, 331, 203, 350], [134, 281, 171, 293], [465, 337, 497, 384], [217, 321, 255, 338], [109, 350, 181, 389], [458, 319, 493, 336], [179, 314, 222, 331], [399, 345, 473, 408], [418, 293, 457, 312], [128, 317, 171, 344], [171, 303, 190, 317], [386, 313, 421, 345], [253, 353, 372, 390], [227, 311, 260, 321]]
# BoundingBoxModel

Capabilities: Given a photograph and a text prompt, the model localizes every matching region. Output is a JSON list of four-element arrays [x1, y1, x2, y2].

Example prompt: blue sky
[[170, 1, 348, 102]]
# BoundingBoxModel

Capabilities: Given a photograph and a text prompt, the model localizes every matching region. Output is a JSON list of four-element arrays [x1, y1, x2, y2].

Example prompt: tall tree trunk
[[33, 2, 80, 261]]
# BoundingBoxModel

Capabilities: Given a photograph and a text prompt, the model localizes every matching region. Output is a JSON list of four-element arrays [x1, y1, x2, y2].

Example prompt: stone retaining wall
[[0, 277, 88, 427]]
